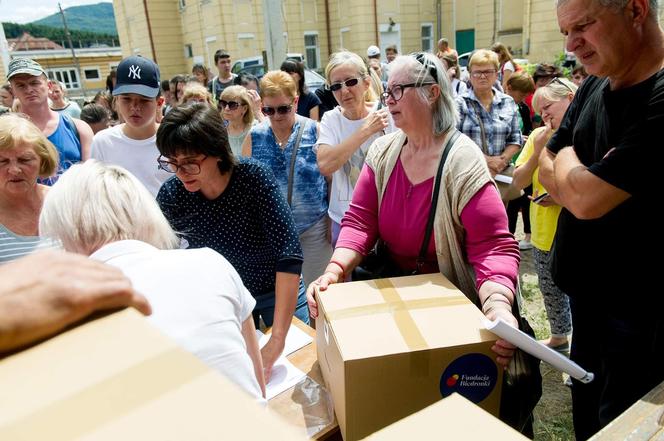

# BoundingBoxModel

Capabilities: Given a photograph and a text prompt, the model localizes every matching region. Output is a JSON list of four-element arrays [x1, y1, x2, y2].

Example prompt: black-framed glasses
[[470, 69, 497, 79], [545, 76, 575, 94], [261, 104, 293, 116], [327, 77, 361, 92], [381, 82, 435, 104], [219, 100, 242, 110], [157, 155, 207, 174], [413, 52, 439, 83]]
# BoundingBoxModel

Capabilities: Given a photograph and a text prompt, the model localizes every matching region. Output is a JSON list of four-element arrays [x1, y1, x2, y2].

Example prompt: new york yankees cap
[[113, 55, 161, 98]]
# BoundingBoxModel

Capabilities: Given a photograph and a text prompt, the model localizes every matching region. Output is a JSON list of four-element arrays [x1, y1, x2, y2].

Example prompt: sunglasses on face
[[545, 76, 575, 94], [327, 77, 361, 92], [261, 104, 293, 116], [219, 100, 241, 110]]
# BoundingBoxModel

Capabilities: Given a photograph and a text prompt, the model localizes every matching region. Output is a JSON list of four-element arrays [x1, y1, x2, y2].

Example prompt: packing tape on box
[[325, 278, 469, 354], [0, 348, 209, 440]]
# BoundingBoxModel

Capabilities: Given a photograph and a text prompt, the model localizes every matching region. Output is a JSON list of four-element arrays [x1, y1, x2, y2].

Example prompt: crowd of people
[[1, 0, 659, 437]]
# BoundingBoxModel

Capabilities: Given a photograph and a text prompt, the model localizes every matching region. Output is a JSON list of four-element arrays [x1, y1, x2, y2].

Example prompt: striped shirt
[[0, 223, 60, 265]]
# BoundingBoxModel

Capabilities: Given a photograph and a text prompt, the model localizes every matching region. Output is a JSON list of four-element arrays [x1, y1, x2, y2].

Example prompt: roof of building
[[8, 33, 64, 51]]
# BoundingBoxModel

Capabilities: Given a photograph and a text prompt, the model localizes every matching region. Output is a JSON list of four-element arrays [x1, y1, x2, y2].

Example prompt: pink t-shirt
[[338, 159, 519, 291]]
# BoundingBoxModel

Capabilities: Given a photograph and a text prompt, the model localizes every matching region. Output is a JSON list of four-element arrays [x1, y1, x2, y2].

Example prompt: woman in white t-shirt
[[39, 160, 266, 402], [316, 51, 395, 246]]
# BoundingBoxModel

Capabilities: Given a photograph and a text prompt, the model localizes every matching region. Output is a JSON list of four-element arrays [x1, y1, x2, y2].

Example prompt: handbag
[[498, 284, 543, 438], [352, 130, 461, 281], [471, 101, 523, 202]]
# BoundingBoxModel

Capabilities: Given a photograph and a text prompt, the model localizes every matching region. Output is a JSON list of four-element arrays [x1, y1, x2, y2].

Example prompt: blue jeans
[[252, 278, 310, 328]]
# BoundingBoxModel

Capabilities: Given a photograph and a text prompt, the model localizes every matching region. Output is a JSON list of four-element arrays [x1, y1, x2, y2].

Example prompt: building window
[[421, 24, 433, 53], [304, 33, 319, 70], [46, 68, 80, 89], [83, 68, 101, 81], [184, 44, 193, 58]]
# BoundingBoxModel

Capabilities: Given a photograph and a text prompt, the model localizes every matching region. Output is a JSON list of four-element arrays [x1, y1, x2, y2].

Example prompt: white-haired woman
[[316, 50, 394, 246], [307, 53, 520, 367], [39, 160, 266, 402]]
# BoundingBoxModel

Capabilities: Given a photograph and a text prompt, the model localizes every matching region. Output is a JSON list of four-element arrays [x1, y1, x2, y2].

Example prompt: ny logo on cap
[[128, 65, 141, 80]]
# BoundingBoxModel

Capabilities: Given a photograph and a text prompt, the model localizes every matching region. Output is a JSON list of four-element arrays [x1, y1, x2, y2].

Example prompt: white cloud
[[0, 0, 111, 24]]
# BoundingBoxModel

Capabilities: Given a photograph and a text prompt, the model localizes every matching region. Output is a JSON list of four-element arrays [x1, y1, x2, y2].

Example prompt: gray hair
[[557, 0, 658, 18], [39, 160, 179, 255], [388, 52, 458, 136]]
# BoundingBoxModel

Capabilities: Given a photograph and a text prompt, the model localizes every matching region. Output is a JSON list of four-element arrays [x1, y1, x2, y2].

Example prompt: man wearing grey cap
[[7, 57, 93, 184], [90, 55, 170, 196]]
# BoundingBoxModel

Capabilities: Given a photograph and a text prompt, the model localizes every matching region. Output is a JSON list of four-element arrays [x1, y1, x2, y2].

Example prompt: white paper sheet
[[256, 323, 313, 356], [265, 356, 307, 400], [483, 317, 594, 383], [494, 174, 513, 184]]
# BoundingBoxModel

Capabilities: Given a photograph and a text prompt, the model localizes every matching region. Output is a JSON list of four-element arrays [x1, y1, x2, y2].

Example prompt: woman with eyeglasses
[[316, 51, 394, 247], [306, 53, 520, 368], [219, 85, 254, 156], [512, 77, 577, 353], [456, 49, 522, 201], [155, 104, 307, 381], [242, 71, 331, 291]]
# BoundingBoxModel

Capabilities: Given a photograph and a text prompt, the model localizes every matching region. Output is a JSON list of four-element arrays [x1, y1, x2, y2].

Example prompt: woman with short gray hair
[[307, 52, 520, 368], [39, 160, 266, 402]]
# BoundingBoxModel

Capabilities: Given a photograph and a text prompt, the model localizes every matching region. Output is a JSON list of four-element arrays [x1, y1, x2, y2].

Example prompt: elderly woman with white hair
[[306, 52, 520, 366], [38, 160, 266, 402]]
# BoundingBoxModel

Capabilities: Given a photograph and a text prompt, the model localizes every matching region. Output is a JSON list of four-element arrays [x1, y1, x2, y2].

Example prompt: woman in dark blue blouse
[[155, 104, 307, 380]]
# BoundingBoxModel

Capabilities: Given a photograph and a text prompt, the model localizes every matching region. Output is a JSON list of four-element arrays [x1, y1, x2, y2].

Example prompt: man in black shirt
[[540, 0, 663, 438]]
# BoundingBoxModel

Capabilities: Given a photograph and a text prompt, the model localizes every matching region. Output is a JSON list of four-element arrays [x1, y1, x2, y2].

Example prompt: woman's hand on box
[[485, 307, 518, 368], [306, 271, 340, 319]]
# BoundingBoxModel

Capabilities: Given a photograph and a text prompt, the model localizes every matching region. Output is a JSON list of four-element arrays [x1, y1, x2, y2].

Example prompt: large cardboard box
[[316, 273, 502, 440], [363, 393, 528, 440], [0, 309, 304, 440]]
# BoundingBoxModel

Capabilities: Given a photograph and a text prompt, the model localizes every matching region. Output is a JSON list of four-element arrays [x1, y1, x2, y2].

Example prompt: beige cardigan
[[364, 129, 494, 306]]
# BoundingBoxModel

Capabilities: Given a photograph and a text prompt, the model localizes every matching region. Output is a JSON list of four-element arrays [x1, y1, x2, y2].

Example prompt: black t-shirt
[[547, 73, 663, 307], [297, 90, 321, 118]]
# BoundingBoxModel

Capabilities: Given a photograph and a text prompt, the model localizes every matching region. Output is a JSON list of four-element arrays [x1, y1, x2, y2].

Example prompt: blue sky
[[0, 0, 111, 24]]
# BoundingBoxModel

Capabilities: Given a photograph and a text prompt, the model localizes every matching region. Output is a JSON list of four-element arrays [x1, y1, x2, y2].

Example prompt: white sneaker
[[519, 240, 533, 250]]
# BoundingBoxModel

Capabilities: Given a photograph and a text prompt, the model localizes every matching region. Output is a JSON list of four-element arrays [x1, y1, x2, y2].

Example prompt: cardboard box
[[316, 273, 502, 440], [363, 393, 528, 440], [0, 309, 304, 441]]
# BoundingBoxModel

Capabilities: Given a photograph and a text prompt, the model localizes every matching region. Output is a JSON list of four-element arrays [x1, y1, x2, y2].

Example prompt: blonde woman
[[181, 82, 214, 107], [491, 42, 518, 91], [242, 71, 331, 289], [39, 160, 266, 401], [0, 114, 60, 263], [316, 50, 394, 245], [220, 85, 254, 156]]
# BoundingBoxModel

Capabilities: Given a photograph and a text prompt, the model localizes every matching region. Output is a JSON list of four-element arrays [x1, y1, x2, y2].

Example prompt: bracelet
[[328, 260, 346, 280], [481, 293, 511, 315]]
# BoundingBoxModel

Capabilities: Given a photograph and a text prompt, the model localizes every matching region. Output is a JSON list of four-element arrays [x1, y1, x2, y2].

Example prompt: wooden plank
[[590, 380, 664, 440]]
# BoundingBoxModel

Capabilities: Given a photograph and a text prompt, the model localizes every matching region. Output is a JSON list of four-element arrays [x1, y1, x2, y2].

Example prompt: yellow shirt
[[514, 127, 562, 252]]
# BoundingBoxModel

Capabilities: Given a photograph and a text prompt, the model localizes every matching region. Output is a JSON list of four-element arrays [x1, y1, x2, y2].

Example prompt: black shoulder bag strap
[[287, 116, 307, 206], [414, 129, 461, 274]]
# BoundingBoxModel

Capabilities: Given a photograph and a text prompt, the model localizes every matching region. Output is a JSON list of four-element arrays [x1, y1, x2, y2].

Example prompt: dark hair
[[106, 69, 117, 93], [160, 80, 170, 92], [169, 75, 187, 101], [156, 103, 237, 174], [214, 49, 231, 64], [572, 65, 588, 77], [385, 45, 398, 54], [533, 63, 563, 83], [234, 72, 259, 88], [80, 103, 111, 124], [280, 59, 306, 95]]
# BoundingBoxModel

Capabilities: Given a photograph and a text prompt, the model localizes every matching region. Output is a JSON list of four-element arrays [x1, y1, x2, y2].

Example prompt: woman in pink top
[[306, 52, 520, 367]]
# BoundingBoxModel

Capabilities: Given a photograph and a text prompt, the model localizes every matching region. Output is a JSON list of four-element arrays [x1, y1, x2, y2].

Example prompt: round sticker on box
[[440, 353, 498, 403]]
